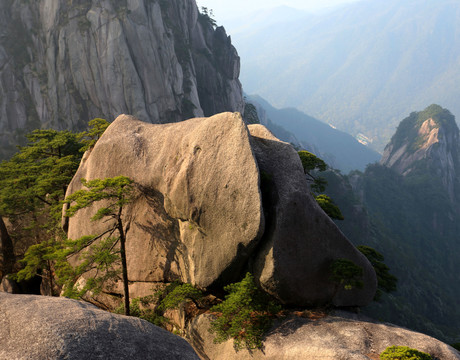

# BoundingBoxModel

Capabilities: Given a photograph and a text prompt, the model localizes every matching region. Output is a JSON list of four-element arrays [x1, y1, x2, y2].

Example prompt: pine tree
[[62, 176, 135, 316]]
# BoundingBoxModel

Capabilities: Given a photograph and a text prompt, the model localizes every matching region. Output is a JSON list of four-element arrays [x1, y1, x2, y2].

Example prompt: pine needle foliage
[[357, 245, 397, 300], [298, 150, 344, 220], [329, 258, 363, 291], [209, 273, 281, 351], [2, 119, 110, 292], [62, 176, 135, 315]]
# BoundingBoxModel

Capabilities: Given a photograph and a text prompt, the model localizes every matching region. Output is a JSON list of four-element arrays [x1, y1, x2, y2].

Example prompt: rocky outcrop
[[380, 104, 460, 202], [249, 125, 376, 307], [0, 0, 243, 159], [64, 112, 376, 307], [65, 112, 264, 289], [187, 311, 460, 360], [0, 292, 199, 359]]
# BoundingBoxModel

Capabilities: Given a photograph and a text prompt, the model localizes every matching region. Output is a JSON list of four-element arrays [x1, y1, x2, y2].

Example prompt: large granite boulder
[[187, 312, 460, 360], [248, 125, 376, 306], [64, 112, 376, 306], [64, 112, 264, 289], [0, 292, 199, 360]]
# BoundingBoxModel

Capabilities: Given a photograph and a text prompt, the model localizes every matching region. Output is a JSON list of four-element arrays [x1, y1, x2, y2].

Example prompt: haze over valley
[[213, 0, 460, 152]]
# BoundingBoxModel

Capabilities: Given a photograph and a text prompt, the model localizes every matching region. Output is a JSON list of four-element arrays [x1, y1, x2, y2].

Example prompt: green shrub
[[357, 245, 397, 300], [315, 194, 344, 220], [329, 258, 363, 291], [115, 296, 167, 327], [157, 282, 203, 311], [209, 272, 281, 351], [115, 282, 203, 328], [380, 345, 433, 360]]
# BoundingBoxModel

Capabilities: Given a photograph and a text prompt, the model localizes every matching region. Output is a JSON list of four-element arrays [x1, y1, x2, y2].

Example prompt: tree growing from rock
[[298, 150, 344, 220], [0, 128, 83, 290], [329, 258, 363, 299], [1, 118, 110, 291], [209, 272, 281, 351], [61, 176, 135, 316], [357, 245, 397, 300]]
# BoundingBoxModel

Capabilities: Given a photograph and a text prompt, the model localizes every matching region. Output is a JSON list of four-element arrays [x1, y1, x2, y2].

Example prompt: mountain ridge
[[324, 104, 460, 343], [247, 94, 381, 173], [232, 0, 460, 151]]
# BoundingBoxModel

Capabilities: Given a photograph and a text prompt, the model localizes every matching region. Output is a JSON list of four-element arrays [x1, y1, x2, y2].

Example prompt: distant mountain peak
[[380, 104, 460, 200]]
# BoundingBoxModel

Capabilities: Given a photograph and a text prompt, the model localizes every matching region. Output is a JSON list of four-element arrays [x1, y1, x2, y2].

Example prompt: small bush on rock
[[209, 272, 281, 351], [380, 345, 433, 360], [115, 282, 203, 329], [157, 282, 203, 311], [115, 296, 167, 327], [329, 258, 363, 291]]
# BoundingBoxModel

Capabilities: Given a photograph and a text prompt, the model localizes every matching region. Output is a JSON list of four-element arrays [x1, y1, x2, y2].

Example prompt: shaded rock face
[[248, 125, 376, 307], [380, 105, 460, 202], [0, 0, 243, 159], [64, 113, 376, 306], [187, 312, 460, 360], [0, 292, 199, 360]]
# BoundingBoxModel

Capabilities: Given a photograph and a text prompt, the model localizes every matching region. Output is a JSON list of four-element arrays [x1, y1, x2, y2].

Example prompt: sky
[[196, 0, 363, 22]]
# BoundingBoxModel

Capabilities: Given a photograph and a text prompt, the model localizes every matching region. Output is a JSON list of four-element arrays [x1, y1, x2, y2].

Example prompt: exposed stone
[[187, 312, 460, 360], [0, 292, 199, 360], [64, 113, 264, 289], [63, 113, 377, 308], [0, 277, 19, 294], [380, 105, 460, 202], [248, 124, 377, 306], [0, 0, 243, 159]]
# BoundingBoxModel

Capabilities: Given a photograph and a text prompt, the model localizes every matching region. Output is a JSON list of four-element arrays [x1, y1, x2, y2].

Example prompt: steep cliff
[[0, 0, 243, 159]]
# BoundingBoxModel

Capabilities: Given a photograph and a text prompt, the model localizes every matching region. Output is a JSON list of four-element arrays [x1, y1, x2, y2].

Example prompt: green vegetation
[[62, 176, 135, 315], [298, 150, 344, 220], [115, 296, 166, 326], [198, 7, 217, 28], [209, 272, 281, 351], [329, 258, 363, 292], [390, 104, 457, 153], [115, 282, 203, 328], [298, 150, 327, 192], [357, 245, 397, 300], [380, 346, 433, 360], [1, 119, 109, 293], [78, 118, 109, 152], [315, 194, 344, 221], [321, 134, 460, 341], [156, 281, 203, 312], [0, 128, 83, 287]]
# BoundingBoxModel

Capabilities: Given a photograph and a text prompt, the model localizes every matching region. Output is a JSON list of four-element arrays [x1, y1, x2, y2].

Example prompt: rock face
[[64, 112, 376, 307], [65, 112, 264, 289], [0, 0, 243, 159], [0, 292, 199, 360], [187, 312, 460, 360], [248, 125, 376, 306], [380, 104, 460, 202]]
